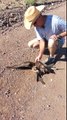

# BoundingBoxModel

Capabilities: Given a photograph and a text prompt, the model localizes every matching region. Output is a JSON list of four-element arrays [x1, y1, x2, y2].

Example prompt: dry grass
[[0, 0, 65, 10], [0, 0, 64, 4]]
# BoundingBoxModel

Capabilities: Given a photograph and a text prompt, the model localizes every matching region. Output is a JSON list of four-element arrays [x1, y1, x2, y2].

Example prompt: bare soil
[[0, 2, 66, 120]]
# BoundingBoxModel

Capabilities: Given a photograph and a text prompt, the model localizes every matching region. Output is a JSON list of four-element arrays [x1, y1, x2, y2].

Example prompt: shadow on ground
[[54, 47, 67, 63], [44, 47, 67, 64]]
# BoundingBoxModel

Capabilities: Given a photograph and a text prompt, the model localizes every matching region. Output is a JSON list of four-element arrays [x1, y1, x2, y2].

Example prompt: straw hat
[[24, 5, 45, 29]]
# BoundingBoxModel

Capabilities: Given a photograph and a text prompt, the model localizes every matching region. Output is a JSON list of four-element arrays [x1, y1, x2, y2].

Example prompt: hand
[[50, 34, 58, 41], [35, 54, 42, 62]]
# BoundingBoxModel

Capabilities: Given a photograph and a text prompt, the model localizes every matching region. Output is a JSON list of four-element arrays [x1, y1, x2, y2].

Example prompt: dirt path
[[0, 2, 66, 120]]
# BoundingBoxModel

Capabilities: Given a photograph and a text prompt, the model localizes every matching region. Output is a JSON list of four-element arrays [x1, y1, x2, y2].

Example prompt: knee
[[28, 41, 38, 48], [28, 41, 33, 48], [48, 38, 58, 48], [28, 38, 39, 48]]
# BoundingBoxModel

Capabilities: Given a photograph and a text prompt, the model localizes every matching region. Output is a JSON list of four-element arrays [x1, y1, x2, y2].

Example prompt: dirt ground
[[0, 2, 66, 120]]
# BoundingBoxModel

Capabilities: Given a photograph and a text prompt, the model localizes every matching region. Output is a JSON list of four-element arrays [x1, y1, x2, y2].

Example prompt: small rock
[[18, 98, 21, 101], [44, 84, 46, 87], [3, 52, 6, 55], [5, 89, 11, 97], [14, 92, 17, 95], [50, 79, 53, 82], [48, 105, 50, 107], [51, 3, 54, 6], [47, 104, 51, 108], [58, 94, 63, 98]]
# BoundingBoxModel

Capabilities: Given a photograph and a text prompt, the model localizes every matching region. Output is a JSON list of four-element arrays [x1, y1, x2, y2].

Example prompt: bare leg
[[33, 41, 40, 48], [48, 39, 58, 57], [28, 38, 40, 48]]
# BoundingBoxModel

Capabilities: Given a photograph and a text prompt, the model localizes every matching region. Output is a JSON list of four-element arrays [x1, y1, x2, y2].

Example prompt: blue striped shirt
[[34, 15, 67, 44]]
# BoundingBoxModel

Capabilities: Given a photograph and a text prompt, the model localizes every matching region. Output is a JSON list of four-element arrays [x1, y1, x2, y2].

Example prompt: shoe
[[45, 57, 55, 65]]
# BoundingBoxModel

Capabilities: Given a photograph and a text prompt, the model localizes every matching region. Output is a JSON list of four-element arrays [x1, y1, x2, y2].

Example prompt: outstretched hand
[[35, 56, 40, 62], [35, 54, 42, 62]]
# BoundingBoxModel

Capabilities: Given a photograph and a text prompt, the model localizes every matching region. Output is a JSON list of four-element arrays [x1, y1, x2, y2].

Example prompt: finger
[[35, 58, 38, 62]]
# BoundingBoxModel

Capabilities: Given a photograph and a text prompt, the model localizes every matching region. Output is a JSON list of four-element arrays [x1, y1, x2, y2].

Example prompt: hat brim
[[24, 5, 45, 30], [36, 5, 45, 11], [24, 12, 40, 30], [24, 18, 32, 30]]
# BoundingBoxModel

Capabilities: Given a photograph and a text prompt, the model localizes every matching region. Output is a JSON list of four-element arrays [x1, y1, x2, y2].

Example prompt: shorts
[[58, 38, 64, 48], [28, 38, 64, 49]]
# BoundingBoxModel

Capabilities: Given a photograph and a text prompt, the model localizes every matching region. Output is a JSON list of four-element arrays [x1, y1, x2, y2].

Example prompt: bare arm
[[50, 31, 67, 41], [57, 31, 67, 38], [35, 39, 45, 62]]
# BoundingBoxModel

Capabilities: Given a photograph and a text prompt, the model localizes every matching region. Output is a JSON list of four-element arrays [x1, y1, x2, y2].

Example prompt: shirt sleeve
[[58, 17, 67, 32], [34, 27, 42, 40]]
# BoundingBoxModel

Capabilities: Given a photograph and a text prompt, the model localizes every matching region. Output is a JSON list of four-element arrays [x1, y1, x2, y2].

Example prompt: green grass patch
[[25, 0, 35, 5]]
